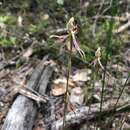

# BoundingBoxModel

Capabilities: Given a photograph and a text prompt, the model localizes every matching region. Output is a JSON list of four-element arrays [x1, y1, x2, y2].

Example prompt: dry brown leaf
[[52, 77, 76, 96], [53, 77, 75, 87], [23, 47, 33, 60], [33, 127, 45, 130], [51, 83, 66, 96], [17, 15, 23, 27], [43, 14, 49, 20], [72, 69, 91, 82], [69, 87, 84, 105], [33, 113, 45, 130]]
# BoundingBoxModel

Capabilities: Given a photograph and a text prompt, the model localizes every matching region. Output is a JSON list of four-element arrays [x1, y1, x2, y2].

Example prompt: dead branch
[[52, 98, 130, 130], [2, 57, 55, 130]]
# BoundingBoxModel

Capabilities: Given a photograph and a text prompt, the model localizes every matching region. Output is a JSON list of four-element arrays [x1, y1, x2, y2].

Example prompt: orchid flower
[[91, 47, 104, 70], [50, 17, 85, 59]]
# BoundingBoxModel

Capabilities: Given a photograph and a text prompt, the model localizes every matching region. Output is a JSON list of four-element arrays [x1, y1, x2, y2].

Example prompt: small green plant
[[0, 15, 12, 23], [0, 36, 16, 47]]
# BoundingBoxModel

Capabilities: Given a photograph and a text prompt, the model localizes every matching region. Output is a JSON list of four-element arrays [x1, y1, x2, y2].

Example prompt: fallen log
[[52, 98, 130, 130], [2, 57, 55, 130]]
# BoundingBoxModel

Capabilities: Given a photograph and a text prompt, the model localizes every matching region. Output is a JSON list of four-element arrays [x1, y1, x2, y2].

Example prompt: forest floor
[[0, 41, 130, 130], [0, 1, 130, 130]]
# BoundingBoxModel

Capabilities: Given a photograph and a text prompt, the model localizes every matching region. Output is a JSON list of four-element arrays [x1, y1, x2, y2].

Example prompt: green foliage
[[0, 15, 11, 23], [0, 0, 127, 61], [74, 15, 123, 63], [0, 15, 15, 24], [0, 15, 17, 47], [26, 20, 49, 34], [0, 36, 16, 47], [57, 0, 64, 5]]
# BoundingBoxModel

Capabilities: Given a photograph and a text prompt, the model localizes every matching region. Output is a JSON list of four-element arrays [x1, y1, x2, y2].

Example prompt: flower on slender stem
[[91, 47, 104, 70], [50, 17, 85, 59]]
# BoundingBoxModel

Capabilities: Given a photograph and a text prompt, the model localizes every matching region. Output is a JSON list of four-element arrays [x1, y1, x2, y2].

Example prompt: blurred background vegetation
[[0, 0, 129, 63]]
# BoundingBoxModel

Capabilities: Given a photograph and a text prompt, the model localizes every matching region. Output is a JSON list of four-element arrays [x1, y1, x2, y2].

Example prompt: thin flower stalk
[[50, 17, 85, 129]]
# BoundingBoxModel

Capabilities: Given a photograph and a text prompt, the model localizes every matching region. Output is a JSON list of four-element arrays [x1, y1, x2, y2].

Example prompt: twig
[[102, 0, 113, 15], [92, 15, 128, 22], [92, 0, 105, 37], [49, 28, 67, 35], [18, 88, 48, 104], [93, 0, 126, 7], [114, 20, 130, 34]]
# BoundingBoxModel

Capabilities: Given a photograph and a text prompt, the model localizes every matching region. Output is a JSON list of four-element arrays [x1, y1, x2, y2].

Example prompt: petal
[[71, 31, 85, 59], [50, 34, 69, 43]]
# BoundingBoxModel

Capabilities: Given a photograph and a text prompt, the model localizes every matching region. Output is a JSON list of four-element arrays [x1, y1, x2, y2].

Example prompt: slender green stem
[[114, 75, 130, 108], [107, 74, 130, 127], [99, 0, 116, 126], [62, 35, 72, 130], [100, 16, 114, 113]]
